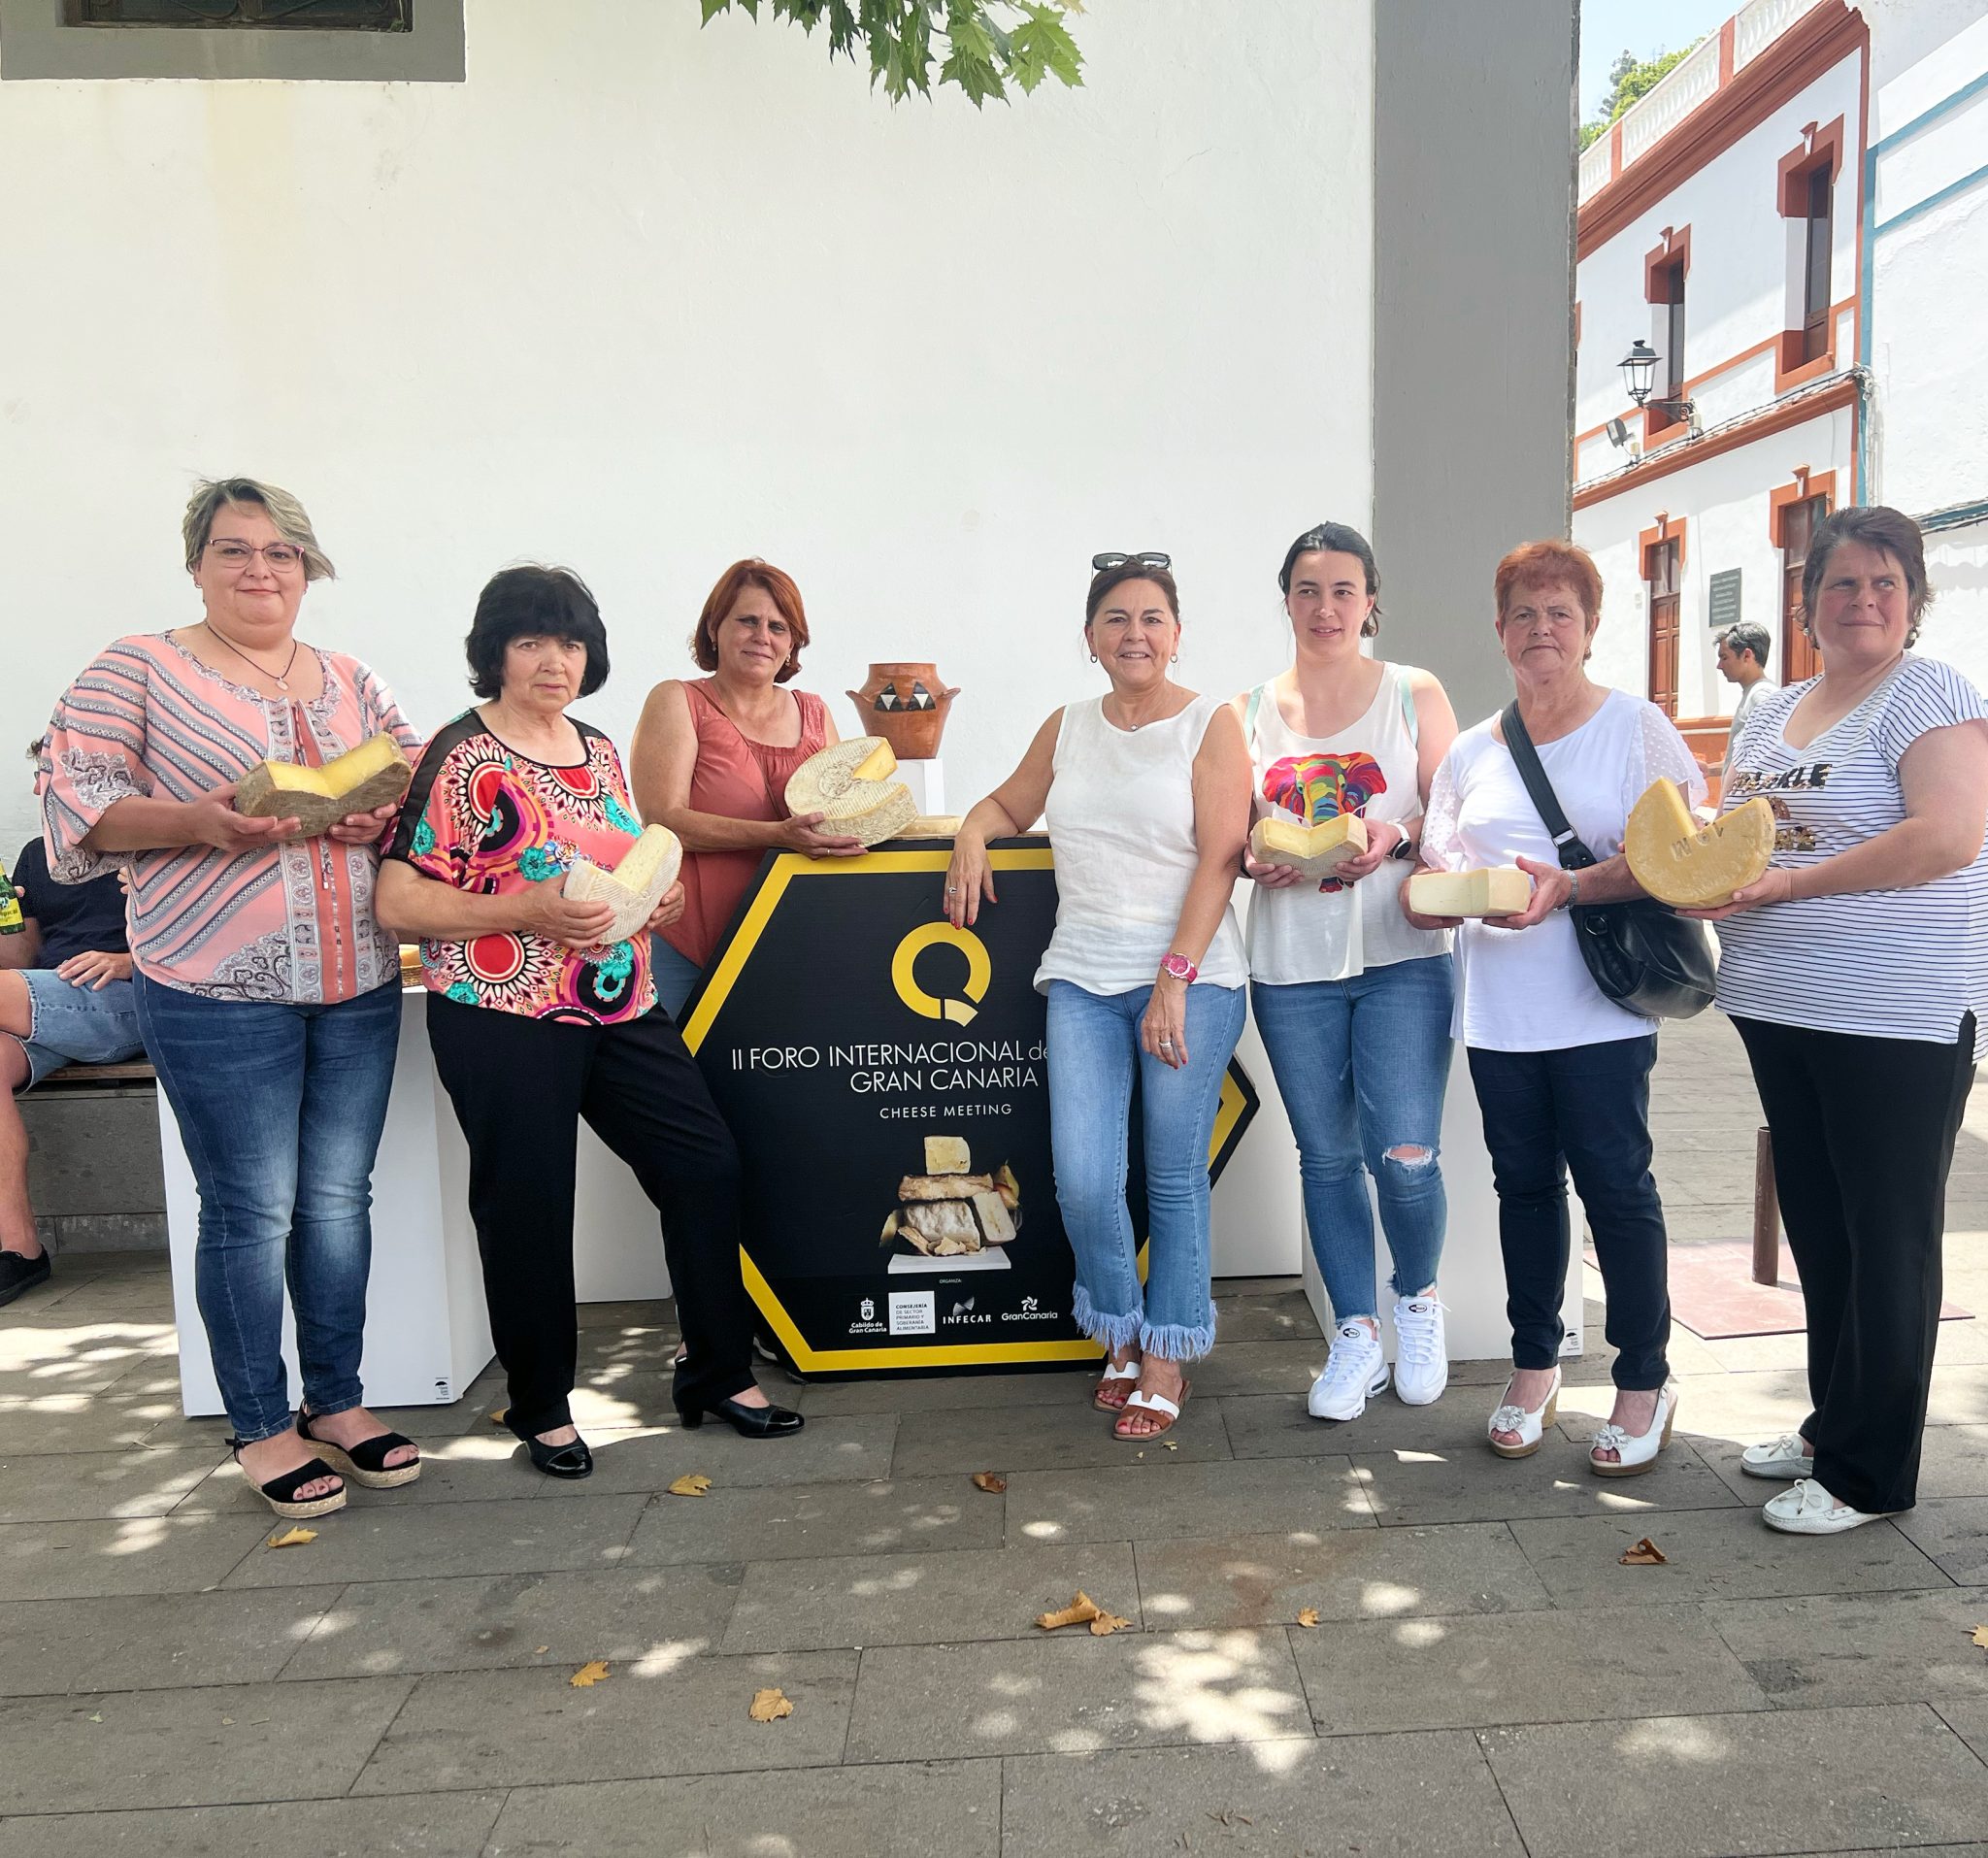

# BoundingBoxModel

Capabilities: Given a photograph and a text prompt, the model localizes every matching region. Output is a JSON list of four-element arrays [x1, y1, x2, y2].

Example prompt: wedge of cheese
[[924, 1135, 973, 1176], [234, 733, 413, 839], [971, 1190, 1017, 1245], [1250, 813, 1369, 881], [561, 825, 684, 943], [1407, 867, 1532, 918], [890, 814, 964, 840], [1625, 778, 1774, 908], [783, 737, 916, 846]]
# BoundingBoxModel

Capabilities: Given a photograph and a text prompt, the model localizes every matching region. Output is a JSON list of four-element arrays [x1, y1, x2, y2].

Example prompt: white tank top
[[1244, 662, 1451, 985], [1034, 693, 1246, 995]]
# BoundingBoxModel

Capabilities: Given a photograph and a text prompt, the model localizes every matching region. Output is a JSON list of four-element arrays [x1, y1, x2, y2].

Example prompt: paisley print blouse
[[40, 633, 418, 1004], [386, 712, 656, 1024]]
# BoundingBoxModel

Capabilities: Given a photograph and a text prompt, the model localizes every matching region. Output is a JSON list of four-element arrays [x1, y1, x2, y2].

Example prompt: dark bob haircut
[[466, 565, 611, 701], [1279, 521, 1382, 638], [1801, 505, 1934, 647], [1085, 561, 1180, 625]]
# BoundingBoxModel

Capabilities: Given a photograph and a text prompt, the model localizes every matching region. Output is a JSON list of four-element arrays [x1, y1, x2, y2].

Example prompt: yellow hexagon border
[[679, 846, 1250, 1373]]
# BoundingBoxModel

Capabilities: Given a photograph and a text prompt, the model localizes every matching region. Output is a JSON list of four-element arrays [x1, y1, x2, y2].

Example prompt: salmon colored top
[[40, 632, 418, 1005], [663, 679, 828, 969]]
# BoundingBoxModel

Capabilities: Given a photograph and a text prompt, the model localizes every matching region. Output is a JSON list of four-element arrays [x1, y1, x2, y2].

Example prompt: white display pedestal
[[163, 989, 674, 1418], [896, 759, 944, 814], [1296, 1039, 1585, 1364]]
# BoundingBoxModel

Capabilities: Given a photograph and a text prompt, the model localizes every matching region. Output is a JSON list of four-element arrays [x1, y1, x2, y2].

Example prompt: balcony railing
[[1578, 0, 1830, 203]]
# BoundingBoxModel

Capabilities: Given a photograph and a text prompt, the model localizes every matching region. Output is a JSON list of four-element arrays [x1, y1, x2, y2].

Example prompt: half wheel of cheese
[[783, 738, 916, 847]]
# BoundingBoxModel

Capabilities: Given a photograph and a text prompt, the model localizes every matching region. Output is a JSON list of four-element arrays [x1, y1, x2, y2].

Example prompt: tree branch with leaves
[[699, 0, 1084, 107]]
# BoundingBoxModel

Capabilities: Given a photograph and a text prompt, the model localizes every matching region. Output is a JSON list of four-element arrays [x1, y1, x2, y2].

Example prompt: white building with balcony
[[1573, 0, 1988, 767]]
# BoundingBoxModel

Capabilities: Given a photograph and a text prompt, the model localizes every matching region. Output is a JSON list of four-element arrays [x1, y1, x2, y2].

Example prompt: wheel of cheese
[[1625, 779, 1774, 908], [234, 734, 413, 840], [783, 738, 916, 846], [561, 825, 684, 943]]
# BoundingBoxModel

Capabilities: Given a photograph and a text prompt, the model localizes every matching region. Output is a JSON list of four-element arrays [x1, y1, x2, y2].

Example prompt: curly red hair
[[692, 558, 810, 681], [1493, 540, 1604, 624]]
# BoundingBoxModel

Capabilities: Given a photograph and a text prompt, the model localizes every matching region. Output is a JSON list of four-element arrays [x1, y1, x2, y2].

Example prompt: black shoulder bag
[[1500, 702, 1715, 1021]]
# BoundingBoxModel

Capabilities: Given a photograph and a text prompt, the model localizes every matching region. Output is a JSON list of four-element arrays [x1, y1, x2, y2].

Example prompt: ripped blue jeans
[[1250, 955, 1453, 1324], [1045, 979, 1246, 1363]]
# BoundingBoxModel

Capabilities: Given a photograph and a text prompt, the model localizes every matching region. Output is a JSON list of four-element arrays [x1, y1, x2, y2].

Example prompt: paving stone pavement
[[2, 1012, 1987, 1853]]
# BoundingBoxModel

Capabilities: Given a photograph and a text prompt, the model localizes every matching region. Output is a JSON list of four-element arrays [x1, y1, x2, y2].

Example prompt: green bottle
[[0, 859, 20, 936]]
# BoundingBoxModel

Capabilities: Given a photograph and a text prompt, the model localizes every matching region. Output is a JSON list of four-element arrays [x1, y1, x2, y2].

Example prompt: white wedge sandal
[[1588, 1381, 1679, 1477], [1485, 1367, 1562, 1459]]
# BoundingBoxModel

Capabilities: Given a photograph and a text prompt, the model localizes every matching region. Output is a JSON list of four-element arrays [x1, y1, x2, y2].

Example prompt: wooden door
[[1781, 496, 1826, 682], [1647, 539, 1681, 717]]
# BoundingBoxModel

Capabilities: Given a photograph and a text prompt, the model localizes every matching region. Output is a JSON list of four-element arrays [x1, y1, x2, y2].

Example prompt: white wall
[[1575, 405, 1854, 714], [0, 0, 1374, 856]]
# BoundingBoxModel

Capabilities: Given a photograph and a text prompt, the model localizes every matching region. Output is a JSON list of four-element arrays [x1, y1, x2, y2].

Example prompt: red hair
[[691, 558, 810, 681], [1494, 540, 1603, 624]]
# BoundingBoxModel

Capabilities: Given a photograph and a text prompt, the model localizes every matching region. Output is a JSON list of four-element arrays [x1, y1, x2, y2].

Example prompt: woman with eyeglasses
[[1233, 523, 1461, 1425], [946, 553, 1250, 1439], [630, 558, 863, 1018], [39, 477, 422, 1520]]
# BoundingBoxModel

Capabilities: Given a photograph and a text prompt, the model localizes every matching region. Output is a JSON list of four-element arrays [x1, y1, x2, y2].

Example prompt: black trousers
[[426, 994, 755, 1438], [1468, 1036, 1672, 1389], [1734, 1012, 1976, 1514]]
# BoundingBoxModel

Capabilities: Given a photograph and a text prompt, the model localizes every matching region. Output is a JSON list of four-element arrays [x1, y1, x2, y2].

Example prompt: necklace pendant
[[277, 679, 289, 691]]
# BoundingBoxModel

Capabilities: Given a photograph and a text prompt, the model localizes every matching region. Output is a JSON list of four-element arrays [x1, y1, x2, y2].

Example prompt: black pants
[[1468, 1036, 1672, 1388], [426, 994, 755, 1438], [1734, 1012, 1976, 1514]]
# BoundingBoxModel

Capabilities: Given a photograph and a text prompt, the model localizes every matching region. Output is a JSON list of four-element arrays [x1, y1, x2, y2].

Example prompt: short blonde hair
[[182, 477, 336, 582]]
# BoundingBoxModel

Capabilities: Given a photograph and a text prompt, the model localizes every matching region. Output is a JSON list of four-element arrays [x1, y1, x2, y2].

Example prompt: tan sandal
[[1093, 1359, 1142, 1411], [1114, 1381, 1190, 1439]]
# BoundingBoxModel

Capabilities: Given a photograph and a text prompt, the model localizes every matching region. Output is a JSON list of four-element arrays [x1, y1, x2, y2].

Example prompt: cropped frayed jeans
[[1249, 953, 1454, 1324], [1045, 979, 1246, 1362], [133, 973, 399, 1444]]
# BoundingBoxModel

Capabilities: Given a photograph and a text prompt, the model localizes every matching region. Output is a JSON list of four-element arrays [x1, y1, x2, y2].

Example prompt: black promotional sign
[[678, 838, 1255, 1377]]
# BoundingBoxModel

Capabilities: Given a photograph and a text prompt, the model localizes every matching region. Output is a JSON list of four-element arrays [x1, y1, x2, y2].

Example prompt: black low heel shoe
[[676, 1396, 805, 1439], [507, 1422, 593, 1479]]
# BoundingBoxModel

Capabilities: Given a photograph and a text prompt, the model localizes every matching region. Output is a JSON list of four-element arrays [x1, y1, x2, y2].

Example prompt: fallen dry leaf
[[1619, 1537, 1669, 1566], [1161, 1440, 1179, 1451], [971, 1472, 1008, 1494], [748, 1686, 794, 1722], [569, 1661, 610, 1688], [534, 1646, 549, 1656], [1296, 1608, 1320, 1628], [1971, 1624, 1988, 1652], [1036, 1590, 1132, 1635], [265, 1526, 317, 1549], [488, 1408, 509, 1426], [667, 1473, 712, 1498]]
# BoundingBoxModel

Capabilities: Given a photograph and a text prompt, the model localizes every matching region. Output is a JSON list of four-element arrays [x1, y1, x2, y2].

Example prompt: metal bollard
[[1750, 1125, 1780, 1286]]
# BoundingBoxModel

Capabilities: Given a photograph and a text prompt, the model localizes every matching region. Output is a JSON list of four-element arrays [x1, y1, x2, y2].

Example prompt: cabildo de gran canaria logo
[[890, 921, 991, 1025]]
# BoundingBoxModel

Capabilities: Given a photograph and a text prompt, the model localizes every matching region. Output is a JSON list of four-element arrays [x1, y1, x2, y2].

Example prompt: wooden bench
[[41, 1061, 156, 1091]]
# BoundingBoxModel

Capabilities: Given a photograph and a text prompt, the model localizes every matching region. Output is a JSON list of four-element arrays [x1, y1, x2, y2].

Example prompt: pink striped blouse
[[41, 632, 420, 1004]]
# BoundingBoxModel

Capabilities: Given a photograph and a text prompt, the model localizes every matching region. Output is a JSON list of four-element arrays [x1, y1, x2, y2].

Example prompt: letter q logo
[[890, 921, 991, 1025]]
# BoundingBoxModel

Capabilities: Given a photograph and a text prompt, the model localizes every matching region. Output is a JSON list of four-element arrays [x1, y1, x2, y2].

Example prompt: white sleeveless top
[[1245, 663, 1450, 985], [1034, 693, 1247, 996]]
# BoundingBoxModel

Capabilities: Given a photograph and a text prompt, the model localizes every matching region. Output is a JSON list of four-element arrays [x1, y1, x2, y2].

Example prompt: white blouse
[[1422, 688, 1704, 1052]]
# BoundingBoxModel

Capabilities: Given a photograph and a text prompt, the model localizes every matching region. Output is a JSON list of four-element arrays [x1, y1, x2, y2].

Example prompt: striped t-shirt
[[1713, 653, 1988, 1057]]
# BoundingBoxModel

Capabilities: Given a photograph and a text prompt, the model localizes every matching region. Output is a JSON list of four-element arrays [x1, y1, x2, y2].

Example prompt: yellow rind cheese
[[234, 734, 413, 838], [561, 825, 684, 944], [924, 1135, 972, 1175], [1406, 867, 1532, 918], [1625, 779, 1774, 908], [783, 737, 916, 846], [1250, 813, 1369, 880]]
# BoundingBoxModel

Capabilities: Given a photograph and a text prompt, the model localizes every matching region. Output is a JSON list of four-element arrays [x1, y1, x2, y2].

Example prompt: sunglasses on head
[[1091, 551, 1171, 573]]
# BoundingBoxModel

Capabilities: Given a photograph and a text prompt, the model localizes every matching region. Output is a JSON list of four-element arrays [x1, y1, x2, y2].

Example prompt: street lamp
[[1618, 338, 1697, 432]]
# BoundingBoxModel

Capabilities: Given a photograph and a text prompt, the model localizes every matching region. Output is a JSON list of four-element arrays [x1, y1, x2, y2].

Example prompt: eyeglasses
[[207, 540, 306, 573], [1091, 551, 1171, 573]]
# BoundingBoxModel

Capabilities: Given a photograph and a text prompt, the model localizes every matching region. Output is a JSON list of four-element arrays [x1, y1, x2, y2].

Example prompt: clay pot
[[847, 662, 960, 760]]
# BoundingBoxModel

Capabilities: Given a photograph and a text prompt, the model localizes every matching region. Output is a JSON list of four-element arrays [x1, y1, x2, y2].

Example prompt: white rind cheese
[[784, 737, 916, 846], [1406, 867, 1532, 918], [561, 825, 684, 943]]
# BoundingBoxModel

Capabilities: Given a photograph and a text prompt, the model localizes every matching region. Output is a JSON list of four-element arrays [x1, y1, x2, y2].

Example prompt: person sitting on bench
[[1, 735, 145, 1306]]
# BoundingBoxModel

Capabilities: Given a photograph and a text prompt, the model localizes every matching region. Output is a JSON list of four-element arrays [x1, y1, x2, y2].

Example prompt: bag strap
[[1500, 703, 1598, 873], [1243, 681, 1266, 743]]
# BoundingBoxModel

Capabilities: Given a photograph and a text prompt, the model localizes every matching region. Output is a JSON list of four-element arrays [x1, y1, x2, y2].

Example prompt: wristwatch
[[1388, 828, 1417, 861], [1159, 952, 1198, 984]]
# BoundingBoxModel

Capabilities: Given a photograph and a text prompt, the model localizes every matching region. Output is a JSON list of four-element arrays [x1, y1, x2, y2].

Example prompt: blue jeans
[[649, 937, 702, 1020], [133, 973, 400, 1443], [17, 970, 144, 1088], [1467, 1035, 1671, 1389], [1045, 979, 1246, 1361], [1250, 954, 1453, 1323]]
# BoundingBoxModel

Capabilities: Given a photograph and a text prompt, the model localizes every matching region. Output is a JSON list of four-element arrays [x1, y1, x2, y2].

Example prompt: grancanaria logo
[[891, 921, 991, 1025]]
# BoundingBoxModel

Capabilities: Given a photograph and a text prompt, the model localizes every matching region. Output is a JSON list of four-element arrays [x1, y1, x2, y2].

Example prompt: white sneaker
[[1390, 1293, 1448, 1407], [1309, 1322, 1389, 1421], [1762, 1476, 1887, 1535], [1740, 1432, 1813, 1480]]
